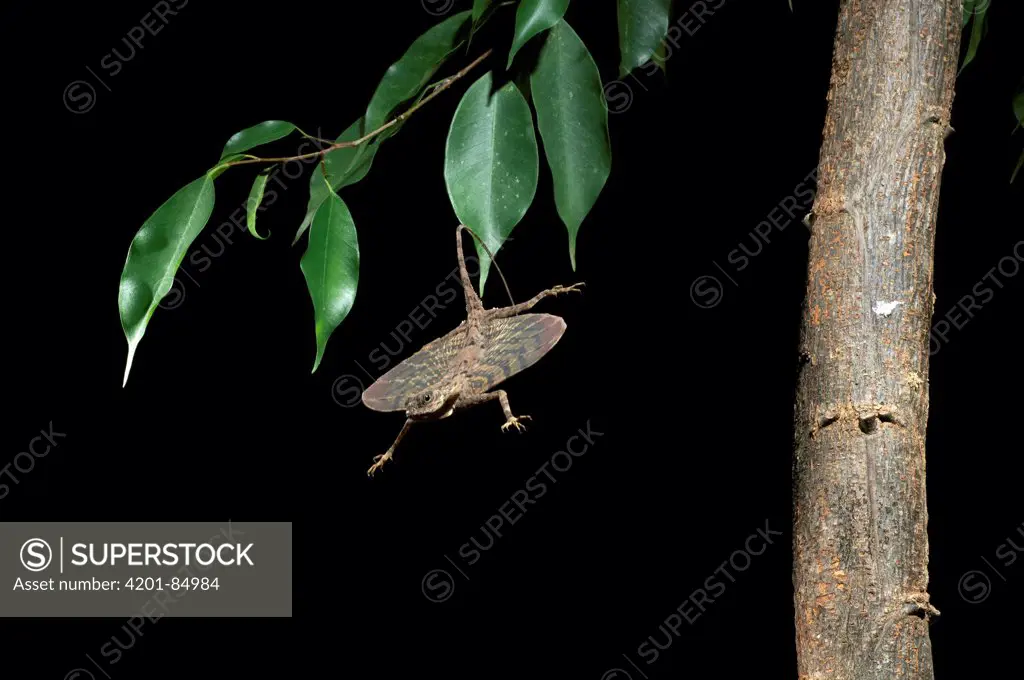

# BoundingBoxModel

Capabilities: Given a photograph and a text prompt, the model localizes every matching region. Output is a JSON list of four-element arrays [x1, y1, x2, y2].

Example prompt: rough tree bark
[[792, 1, 961, 678]]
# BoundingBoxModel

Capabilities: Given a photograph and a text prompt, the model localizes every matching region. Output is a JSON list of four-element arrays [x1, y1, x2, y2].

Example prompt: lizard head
[[404, 386, 459, 420]]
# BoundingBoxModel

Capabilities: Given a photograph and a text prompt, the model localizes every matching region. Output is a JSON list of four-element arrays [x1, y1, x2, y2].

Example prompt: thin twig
[[224, 49, 493, 169], [295, 125, 337, 147]]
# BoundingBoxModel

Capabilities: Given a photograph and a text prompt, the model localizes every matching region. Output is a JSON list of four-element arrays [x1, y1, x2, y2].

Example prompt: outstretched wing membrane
[[464, 313, 566, 392], [361, 325, 466, 412]]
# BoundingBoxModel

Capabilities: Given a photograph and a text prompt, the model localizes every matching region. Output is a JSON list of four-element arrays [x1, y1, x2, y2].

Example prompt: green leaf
[[294, 11, 473, 246], [220, 120, 297, 160], [445, 71, 539, 293], [960, 2, 987, 72], [962, 0, 975, 29], [294, 117, 378, 245], [472, 0, 493, 22], [507, 0, 570, 69], [617, 0, 671, 75], [365, 11, 472, 131], [300, 182, 360, 373], [119, 175, 216, 385], [531, 20, 612, 269], [246, 173, 271, 240], [209, 154, 243, 180]]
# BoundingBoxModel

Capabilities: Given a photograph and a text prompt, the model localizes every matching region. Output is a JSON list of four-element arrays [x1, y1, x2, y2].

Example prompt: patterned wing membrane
[[466, 313, 567, 393], [361, 325, 466, 412]]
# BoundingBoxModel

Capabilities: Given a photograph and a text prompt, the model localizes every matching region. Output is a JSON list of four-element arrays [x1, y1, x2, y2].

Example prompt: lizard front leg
[[367, 419, 415, 477], [485, 283, 585, 320], [458, 390, 531, 432]]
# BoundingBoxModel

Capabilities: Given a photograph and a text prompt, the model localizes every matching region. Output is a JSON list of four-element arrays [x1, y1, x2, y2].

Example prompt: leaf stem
[[225, 49, 493, 169], [295, 125, 337, 146]]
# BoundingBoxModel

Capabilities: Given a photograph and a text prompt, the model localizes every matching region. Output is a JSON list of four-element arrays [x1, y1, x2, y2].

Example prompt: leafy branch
[[118, 0, 674, 384], [218, 48, 495, 171]]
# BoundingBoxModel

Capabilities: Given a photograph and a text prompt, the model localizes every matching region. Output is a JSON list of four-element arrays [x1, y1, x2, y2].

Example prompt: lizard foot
[[552, 282, 585, 296], [501, 415, 532, 433], [367, 451, 394, 477]]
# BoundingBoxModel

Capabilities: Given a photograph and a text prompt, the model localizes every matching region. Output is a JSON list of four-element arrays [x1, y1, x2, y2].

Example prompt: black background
[[2, 0, 1021, 678]]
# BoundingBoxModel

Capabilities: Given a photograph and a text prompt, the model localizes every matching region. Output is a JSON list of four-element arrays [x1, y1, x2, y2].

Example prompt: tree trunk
[[792, 1, 960, 678]]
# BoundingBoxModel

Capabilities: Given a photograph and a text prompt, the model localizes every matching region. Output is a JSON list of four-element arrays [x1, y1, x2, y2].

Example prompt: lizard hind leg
[[367, 419, 415, 477], [486, 282, 585, 320]]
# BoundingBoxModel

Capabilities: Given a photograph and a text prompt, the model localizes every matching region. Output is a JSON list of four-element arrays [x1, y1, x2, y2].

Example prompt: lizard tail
[[457, 225, 516, 307]]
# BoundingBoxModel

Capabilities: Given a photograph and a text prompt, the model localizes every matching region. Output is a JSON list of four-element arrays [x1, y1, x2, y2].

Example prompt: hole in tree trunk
[[859, 416, 879, 434]]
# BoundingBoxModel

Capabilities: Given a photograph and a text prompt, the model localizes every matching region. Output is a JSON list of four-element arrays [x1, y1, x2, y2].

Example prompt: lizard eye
[[420, 392, 433, 404]]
